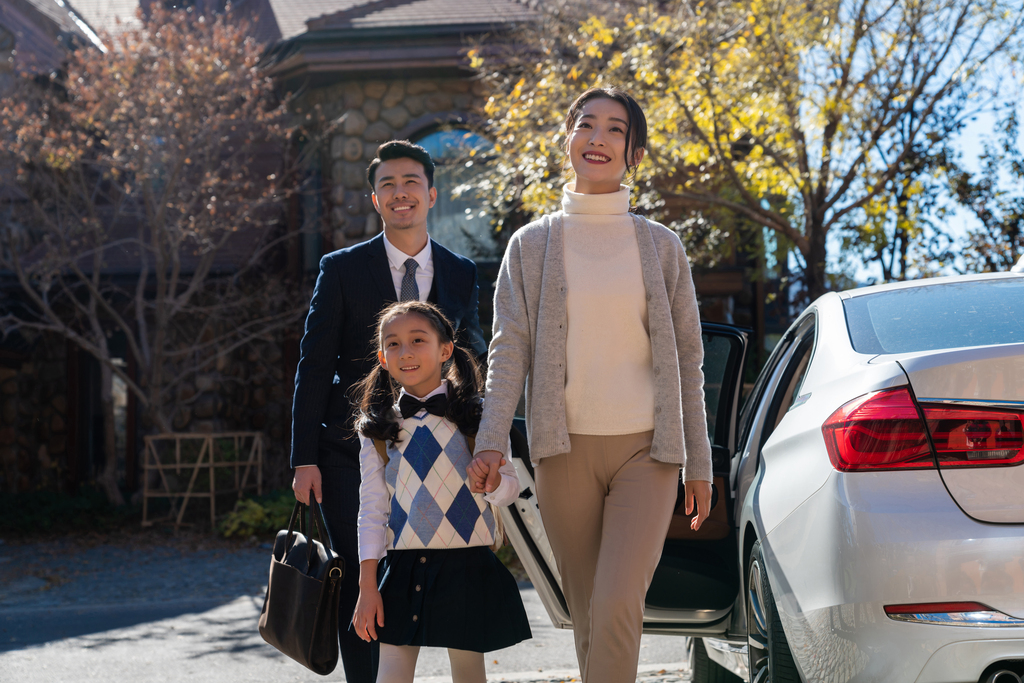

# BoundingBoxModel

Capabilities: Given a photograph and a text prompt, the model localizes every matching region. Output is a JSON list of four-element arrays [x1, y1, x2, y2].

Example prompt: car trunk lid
[[899, 343, 1024, 523]]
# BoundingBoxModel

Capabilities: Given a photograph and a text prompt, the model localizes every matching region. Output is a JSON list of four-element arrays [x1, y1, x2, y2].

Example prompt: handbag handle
[[284, 498, 336, 567], [307, 498, 333, 550]]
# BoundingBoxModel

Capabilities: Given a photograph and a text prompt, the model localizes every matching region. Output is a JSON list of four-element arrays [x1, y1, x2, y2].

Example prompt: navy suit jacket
[[290, 233, 487, 467]]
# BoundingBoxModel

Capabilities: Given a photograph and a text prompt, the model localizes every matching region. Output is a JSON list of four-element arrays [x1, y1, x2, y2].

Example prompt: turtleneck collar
[[561, 181, 630, 216]]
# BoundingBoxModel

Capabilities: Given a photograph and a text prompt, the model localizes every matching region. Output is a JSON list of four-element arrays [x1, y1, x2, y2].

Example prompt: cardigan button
[[653, 366, 661, 376], [651, 445, 659, 454], [655, 406, 662, 414], [415, 585, 422, 592], [412, 615, 419, 622], [646, 293, 651, 301], [419, 556, 427, 564]]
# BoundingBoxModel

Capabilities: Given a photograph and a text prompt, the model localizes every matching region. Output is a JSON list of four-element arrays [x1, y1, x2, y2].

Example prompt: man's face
[[371, 157, 437, 232]]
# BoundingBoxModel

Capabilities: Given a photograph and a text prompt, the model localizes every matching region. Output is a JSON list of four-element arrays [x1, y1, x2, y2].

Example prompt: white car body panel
[[755, 358, 910, 536], [766, 467, 1024, 682]]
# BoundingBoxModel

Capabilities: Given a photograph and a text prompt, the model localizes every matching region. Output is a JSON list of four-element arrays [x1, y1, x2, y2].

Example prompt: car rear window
[[843, 278, 1024, 354]]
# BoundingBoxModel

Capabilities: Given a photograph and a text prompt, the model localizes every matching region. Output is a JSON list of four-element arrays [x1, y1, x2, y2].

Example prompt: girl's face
[[377, 312, 453, 399], [567, 97, 644, 194]]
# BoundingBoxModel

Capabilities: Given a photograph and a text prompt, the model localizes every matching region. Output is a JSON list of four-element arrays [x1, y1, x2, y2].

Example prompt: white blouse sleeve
[[483, 436, 520, 508], [357, 434, 389, 562]]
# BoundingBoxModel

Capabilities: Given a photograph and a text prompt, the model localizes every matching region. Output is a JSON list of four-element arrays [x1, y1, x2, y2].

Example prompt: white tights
[[376, 644, 486, 683]]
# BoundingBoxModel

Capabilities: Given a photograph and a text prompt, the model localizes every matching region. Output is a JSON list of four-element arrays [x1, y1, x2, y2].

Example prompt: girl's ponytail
[[351, 362, 400, 445], [445, 342, 484, 437]]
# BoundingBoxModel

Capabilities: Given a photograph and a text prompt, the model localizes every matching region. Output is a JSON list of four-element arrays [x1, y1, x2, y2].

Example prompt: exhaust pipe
[[985, 671, 1023, 683]]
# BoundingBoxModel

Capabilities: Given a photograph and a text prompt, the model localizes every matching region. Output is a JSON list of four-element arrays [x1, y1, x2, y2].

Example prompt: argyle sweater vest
[[384, 412, 498, 551]]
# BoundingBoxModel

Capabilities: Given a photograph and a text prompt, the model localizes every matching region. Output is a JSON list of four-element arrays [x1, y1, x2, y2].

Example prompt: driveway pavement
[[0, 534, 693, 682]]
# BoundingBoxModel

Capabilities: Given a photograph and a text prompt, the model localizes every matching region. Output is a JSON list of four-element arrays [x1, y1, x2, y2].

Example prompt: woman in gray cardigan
[[469, 87, 713, 683]]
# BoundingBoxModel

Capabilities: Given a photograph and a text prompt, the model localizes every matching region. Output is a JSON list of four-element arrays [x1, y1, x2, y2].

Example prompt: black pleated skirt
[[375, 546, 532, 652]]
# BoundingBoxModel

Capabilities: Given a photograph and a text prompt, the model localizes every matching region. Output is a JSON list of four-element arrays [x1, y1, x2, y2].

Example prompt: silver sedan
[[503, 272, 1024, 683]]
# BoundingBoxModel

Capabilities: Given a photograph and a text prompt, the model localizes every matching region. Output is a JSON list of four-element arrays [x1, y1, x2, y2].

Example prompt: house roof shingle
[[308, 0, 535, 31]]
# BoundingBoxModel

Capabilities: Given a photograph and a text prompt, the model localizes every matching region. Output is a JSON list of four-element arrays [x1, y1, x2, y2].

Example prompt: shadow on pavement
[[0, 597, 268, 652], [0, 535, 272, 652]]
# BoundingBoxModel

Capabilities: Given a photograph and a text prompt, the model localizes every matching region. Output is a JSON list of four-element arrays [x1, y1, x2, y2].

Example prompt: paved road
[[0, 534, 693, 682]]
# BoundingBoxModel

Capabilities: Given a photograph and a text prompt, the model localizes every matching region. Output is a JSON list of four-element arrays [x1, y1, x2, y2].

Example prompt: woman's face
[[567, 97, 643, 194]]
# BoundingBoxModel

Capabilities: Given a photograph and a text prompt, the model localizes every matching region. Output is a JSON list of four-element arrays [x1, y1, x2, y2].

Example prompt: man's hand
[[684, 480, 713, 531], [468, 450, 505, 494], [292, 465, 322, 505]]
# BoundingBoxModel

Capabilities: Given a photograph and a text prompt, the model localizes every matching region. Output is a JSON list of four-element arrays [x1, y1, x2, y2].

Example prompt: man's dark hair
[[564, 87, 648, 176], [366, 140, 435, 189]]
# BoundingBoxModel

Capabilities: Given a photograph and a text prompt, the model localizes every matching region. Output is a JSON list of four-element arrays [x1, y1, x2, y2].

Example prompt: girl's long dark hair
[[351, 301, 484, 445]]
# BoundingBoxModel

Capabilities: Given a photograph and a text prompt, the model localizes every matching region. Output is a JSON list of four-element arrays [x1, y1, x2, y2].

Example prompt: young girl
[[468, 88, 714, 683], [351, 300, 531, 683]]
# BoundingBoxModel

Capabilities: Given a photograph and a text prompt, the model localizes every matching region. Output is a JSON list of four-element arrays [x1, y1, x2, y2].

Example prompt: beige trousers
[[535, 431, 678, 683]]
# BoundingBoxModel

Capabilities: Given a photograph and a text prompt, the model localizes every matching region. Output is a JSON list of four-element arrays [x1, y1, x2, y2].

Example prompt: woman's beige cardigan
[[473, 213, 712, 483]]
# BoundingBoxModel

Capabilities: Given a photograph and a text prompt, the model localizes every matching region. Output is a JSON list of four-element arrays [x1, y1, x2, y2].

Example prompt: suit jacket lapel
[[366, 233, 398, 303], [428, 238, 451, 309]]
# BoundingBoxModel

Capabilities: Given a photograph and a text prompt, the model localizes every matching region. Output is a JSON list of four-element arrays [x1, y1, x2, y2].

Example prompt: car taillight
[[822, 387, 1024, 472], [822, 388, 932, 471], [920, 405, 1024, 467]]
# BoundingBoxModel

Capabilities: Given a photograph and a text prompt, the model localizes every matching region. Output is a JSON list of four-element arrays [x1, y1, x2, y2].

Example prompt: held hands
[[292, 465, 322, 505], [353, 560, 384, 642], [467, 450, 506, 494], [684, 480, 713, 531]]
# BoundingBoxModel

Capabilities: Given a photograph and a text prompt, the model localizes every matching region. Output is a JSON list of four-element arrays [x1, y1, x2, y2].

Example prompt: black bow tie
[[399, 393, 448, 419]]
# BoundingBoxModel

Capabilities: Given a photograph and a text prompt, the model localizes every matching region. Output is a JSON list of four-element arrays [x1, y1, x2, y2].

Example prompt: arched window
[[415, 129, 498, 260]]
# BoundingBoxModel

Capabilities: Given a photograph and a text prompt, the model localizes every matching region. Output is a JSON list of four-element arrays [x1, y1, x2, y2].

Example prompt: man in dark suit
[[290, 140, 487, 683]]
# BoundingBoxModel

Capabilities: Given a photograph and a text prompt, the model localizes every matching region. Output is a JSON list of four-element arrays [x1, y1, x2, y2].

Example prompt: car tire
[[747, 540, 799, 682], [689, 638, 743, 683]]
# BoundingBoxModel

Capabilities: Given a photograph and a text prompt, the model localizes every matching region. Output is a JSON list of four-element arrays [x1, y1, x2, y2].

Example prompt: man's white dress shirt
[[383, 233, 433, 301]]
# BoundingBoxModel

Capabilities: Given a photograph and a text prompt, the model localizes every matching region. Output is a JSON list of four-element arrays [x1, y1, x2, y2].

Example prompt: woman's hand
[[353, 559, 384, 642], [468, 450, 506, 493], [684, 480, 713, 531]]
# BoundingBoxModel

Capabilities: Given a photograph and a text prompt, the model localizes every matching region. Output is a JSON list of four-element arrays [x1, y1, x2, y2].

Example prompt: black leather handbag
[[258, 499, 345, 675]]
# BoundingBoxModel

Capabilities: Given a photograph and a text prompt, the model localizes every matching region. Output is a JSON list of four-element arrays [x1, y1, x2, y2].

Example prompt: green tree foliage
[[472, 0, 1024, 300]]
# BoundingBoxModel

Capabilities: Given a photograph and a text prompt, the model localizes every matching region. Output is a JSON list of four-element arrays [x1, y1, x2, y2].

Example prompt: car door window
[[737, 330, 793, 453], [762, 317, 816, 444], [700, 325, 748, 451]]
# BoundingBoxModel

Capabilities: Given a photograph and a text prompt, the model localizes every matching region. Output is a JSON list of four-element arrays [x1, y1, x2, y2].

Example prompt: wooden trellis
[[142, 432, 263, 530]]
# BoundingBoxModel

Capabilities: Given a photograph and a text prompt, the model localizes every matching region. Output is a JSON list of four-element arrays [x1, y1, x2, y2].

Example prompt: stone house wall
[[0, 332, 68, 493], [0, 330, 295, 496], [166, 336, 293, 491]]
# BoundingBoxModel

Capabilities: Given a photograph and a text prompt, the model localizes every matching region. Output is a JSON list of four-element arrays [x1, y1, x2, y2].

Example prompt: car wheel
[[689, 638, 743, 683], [747, 540, 799, 683]]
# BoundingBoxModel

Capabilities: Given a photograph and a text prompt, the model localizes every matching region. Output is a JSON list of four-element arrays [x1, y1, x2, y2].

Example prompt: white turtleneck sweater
[[561, 183, 656, 436]]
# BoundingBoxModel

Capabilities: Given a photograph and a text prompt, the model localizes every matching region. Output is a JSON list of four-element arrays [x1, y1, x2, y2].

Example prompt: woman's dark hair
[[564, 87, 648, 176], [366, 139, 435, 188], [351, 301, 483, 445]]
